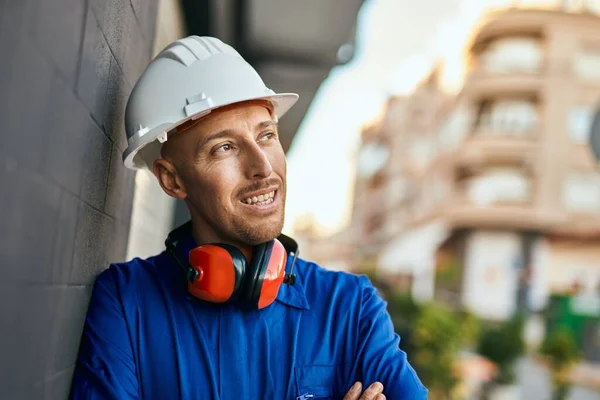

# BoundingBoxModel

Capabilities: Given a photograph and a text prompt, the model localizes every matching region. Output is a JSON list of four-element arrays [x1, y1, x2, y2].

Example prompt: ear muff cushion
[[246, 241, 273, 304], [188, 245, 244, 303], [217, 244, 247, 301], [257, 239, 287, 309]]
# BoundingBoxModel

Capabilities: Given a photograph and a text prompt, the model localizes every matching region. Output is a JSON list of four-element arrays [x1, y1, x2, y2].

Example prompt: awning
[[378, 220, 450, 275]]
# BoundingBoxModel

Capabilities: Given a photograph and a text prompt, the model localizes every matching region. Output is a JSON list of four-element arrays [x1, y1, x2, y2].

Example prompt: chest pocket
[[294, 365, 345, 400]]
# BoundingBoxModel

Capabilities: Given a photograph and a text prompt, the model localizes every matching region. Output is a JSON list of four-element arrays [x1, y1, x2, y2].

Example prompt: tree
[[540, 328, 580, 400], [412, 302, 463, 399], [477, 314, 525, 395]]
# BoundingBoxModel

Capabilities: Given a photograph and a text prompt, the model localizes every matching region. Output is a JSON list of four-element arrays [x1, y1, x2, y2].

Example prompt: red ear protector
[[165, 221, 298, 309]]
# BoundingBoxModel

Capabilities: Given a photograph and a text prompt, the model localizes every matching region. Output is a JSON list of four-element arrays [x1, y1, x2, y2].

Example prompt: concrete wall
[[0, 0, 159, 397]]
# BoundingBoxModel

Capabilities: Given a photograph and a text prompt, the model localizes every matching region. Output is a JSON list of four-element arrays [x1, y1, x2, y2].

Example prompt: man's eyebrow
[[194, 120, 279, 153], [256, 120, 278, 130], [195, 129, 235, 153]]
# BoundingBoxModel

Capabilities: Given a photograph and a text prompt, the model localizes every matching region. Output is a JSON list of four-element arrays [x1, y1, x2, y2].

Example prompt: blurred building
[[311, 5, 600, 360]]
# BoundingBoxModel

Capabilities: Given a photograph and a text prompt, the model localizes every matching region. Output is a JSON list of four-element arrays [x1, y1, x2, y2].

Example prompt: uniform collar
[[275, 255, 310, 310]]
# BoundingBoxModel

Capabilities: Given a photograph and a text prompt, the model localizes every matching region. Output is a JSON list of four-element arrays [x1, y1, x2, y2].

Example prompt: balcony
[[471, 8, 600, 56], [442, 166, 558, 230], [469, 9, 547, 54], [445, 195, 560, 231], [466, 18, 547, 98], [462, 67, 543, 99], [448, 204, 541, 230], [546, 171, 600, 236], [454, 132, 538, 169]]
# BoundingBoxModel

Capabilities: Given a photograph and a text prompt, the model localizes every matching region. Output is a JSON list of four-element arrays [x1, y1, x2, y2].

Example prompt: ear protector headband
[[165, 221, 298, 309]]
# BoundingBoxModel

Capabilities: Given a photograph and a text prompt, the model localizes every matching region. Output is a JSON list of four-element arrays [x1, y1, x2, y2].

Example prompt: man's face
[[157, 103, 286, 246]]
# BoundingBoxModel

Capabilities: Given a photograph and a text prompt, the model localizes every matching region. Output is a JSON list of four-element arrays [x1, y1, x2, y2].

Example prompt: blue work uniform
[[71, 232, 428, 399]]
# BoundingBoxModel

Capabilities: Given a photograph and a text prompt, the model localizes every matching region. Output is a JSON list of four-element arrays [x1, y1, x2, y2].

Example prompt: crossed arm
[[71, 274, 428, 399], [343, 277, 428, 400]]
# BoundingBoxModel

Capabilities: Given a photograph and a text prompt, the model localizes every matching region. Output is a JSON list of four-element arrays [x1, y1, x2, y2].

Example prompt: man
[[71, 36, 427, 400]]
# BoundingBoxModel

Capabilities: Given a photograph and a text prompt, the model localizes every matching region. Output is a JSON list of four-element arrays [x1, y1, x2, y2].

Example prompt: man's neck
[[189, 218, 254, 263]]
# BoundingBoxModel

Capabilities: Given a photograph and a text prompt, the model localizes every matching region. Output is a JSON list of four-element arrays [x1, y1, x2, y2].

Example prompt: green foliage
[[385, 291, 422, 356], [386, 291, 421, 320], [457, 309, 481, 348], [412, 302, 462, 397], [540, 327, 580, 400], [436, 257, 463, 289], [477, 314, 525, 384], [381, 286, 483, 399], [541, 327, 580, 369]]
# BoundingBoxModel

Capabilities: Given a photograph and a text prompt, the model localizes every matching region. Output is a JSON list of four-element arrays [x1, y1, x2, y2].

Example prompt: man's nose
[[246, 142, 273, 179]]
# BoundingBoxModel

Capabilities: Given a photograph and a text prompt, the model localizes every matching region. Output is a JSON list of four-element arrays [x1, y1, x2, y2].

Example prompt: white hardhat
[[123, 36, 299, 170]]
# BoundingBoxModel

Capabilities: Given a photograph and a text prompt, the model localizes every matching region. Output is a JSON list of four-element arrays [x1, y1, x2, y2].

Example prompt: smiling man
[[70, 36, 428, 400], [157, 103, 286, 251]]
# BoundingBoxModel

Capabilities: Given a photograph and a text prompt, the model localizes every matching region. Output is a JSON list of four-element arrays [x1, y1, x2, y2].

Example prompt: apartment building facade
[[333, 6, 600, 358]]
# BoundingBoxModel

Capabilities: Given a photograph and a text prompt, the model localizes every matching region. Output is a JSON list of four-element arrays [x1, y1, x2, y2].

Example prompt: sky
[[283, 0, 566, 236]]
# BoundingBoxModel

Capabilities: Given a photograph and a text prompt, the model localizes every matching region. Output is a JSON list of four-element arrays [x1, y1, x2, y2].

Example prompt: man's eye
[[259, 132, 275, 142], [214, 143, 233, 153]]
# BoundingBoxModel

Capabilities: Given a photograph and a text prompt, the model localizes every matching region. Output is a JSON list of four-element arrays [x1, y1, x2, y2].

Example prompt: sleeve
[[355, 276, 428, 400], [70, 269, 139, 399]]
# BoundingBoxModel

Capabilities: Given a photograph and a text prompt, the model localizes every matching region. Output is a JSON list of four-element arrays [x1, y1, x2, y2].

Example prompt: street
[[518, 357, 600, 400]]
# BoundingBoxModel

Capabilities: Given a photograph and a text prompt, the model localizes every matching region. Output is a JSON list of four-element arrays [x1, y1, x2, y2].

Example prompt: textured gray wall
[[0, 0, 159, 397]]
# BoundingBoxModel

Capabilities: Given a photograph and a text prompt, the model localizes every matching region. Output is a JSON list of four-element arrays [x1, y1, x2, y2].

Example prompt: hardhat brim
[[123, 92, 299, 170]]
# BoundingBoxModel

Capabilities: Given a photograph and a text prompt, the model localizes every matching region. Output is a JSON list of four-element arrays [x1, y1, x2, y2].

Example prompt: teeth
[[242, 191, 276, 205]]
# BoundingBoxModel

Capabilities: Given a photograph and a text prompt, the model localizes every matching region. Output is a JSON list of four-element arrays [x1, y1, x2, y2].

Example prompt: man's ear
[[153, 159, 188, 200]]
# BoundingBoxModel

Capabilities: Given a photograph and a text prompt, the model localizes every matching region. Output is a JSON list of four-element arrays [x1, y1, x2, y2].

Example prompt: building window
[[574, 47, 600, 81], [365, 214, 385, 234], [357, 140, 390, 179], [479, 37, 543, 74], [409, 138, 436, 170], [466, 167, 531, 205], [587, 0, 600, 14], [562, 0, 600, 15], [368, 170, 387, 190], [432, 176, 449, 205], [438, 107, 471, 150], [562, 172, 600, 213], [568, 107, 593, 144], [477, 99, 538, 135], [387, 177, 409, 205]]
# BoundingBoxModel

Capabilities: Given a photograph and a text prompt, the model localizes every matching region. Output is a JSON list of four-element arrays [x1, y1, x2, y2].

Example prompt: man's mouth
[[241, 190, 276, 206]]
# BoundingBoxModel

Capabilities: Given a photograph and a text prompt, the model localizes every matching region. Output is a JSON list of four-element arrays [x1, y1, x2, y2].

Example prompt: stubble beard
[[231, 207, 285, 246]]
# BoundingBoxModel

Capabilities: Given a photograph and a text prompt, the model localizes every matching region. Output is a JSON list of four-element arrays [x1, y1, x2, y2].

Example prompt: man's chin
[[244, 230, 283, 246], [235, 221, 284, 246]]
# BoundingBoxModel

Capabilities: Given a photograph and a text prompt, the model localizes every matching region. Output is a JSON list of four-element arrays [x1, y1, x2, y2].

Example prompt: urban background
[[1, 0, 600, 399], [288, 0, 600, 399]]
